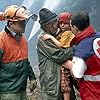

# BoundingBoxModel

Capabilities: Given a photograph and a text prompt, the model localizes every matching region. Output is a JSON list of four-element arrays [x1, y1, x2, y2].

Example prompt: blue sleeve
[[74, 38, 94, 61]]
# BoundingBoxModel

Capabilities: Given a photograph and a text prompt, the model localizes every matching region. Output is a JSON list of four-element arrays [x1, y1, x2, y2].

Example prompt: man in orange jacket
[[0, 5, 37, 100]]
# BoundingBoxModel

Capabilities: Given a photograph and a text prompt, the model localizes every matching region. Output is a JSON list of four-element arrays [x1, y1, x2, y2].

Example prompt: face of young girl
[[59, 23, 71, 32]]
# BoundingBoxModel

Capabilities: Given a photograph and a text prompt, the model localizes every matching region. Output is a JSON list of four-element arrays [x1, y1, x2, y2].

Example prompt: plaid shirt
[[60, 65, 71, 93]]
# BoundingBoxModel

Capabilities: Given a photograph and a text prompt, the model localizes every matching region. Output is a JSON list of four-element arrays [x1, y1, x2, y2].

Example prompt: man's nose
[[53, 23, 58, 28], [61, 23, 65, 27]]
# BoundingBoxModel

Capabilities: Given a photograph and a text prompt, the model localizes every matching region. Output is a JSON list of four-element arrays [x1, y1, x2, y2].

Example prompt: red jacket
[[74, 26, 100, 100]]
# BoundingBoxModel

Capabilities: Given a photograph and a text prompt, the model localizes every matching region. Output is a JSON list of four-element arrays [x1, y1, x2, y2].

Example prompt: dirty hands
[[29, 80, 37, 92]]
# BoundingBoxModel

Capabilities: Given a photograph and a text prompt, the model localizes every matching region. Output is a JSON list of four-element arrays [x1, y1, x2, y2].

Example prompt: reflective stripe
[[83, 75, 100, 81]]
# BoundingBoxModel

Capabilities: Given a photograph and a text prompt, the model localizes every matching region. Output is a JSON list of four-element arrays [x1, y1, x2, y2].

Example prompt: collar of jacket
[[4, 26, 22, 42], [71, 25, 96, 45], [4, 26, 15, 37]]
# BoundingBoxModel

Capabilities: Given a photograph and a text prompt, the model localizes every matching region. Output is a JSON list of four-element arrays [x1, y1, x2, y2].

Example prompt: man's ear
[[9, 22, 14, 27], [73, 25, 79, 32], [9, 22, 14, 28]]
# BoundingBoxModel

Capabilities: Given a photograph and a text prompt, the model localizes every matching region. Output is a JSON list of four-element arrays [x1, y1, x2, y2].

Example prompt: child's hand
[[42, 34, 53, 40]]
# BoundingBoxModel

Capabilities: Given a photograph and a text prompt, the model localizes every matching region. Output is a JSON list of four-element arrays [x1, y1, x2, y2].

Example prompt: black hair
[[71, 11, 90, 31]]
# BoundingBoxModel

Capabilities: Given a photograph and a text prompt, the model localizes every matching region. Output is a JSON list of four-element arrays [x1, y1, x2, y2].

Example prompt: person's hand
[[63, 60, 74, 69], [42, 34, 53, 40], [29, 80, 37, 92]]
